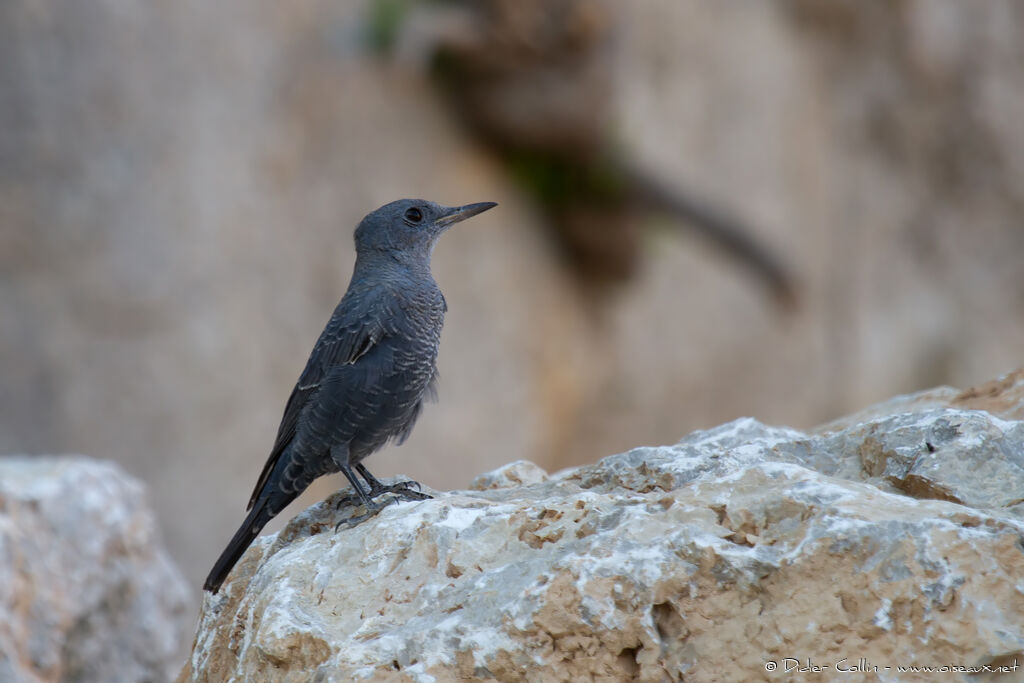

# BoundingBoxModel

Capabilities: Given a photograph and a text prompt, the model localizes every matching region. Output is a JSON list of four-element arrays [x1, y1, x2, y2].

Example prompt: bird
[[203, 198, 497, 593]]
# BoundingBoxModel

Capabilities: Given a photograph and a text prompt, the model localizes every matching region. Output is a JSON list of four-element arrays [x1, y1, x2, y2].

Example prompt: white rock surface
[[182, 383, 1024, 682], [0, 456, 191, 683]]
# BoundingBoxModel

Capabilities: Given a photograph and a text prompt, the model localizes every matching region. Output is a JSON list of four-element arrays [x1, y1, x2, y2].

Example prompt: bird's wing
[[246, 292, 393, 510]]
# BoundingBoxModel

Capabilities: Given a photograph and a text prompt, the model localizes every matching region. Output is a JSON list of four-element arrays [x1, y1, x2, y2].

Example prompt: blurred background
[[3, 0, 1023, 617]]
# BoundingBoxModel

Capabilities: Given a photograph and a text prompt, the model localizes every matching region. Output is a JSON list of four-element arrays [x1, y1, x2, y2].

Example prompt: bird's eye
[[404, 207, 423, 223]]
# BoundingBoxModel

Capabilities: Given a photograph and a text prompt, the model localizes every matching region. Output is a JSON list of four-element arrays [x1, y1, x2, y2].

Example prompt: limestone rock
[[468, 460, 550, 491], [182, 393, 1024, 682], [816, 368, 1024, 431], [0, 456, 191, 683]]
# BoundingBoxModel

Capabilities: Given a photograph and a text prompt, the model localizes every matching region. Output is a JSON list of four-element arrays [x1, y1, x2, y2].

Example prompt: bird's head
[[354, 199, 497, 261]]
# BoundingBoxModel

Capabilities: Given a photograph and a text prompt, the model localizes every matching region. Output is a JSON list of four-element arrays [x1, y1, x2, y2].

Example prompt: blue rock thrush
[[204, 199, 497, 593]]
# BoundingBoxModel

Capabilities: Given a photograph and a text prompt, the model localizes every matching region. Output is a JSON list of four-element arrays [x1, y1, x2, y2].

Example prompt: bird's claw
[[334, 491, 363, 511], [384, 482, 432, 502], [334, 495, 396, 532], [332, 479, 431, 531], [371, 478, 431, 501]]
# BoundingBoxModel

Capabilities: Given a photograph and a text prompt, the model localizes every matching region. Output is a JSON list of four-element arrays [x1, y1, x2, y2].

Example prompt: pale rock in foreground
[[0, 456, 191, 683], [182, 373, 1024, 682]]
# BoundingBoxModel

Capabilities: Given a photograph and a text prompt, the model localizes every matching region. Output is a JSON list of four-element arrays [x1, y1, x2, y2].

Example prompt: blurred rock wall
[[0, 456, 189, 682], [2, 0, 1023, 609]]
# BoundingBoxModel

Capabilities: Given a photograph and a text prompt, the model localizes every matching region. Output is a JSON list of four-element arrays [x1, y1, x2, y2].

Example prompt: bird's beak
[[435, 201, 498, 228]]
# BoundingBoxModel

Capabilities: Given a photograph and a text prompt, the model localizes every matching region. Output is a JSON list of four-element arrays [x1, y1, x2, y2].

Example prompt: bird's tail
[[203, 497, 278, 594]]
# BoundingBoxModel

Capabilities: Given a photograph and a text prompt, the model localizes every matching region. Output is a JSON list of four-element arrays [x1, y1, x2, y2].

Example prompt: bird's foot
[[333, 491, 364, 511], [334, 496, 397, 532], [370, 479, 432, 502], [333, 480, 430, 511], [332, 476, 432, 531]]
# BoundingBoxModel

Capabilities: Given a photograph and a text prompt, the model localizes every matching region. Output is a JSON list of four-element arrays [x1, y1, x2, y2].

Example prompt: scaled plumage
[[204, 199, 496, 593]]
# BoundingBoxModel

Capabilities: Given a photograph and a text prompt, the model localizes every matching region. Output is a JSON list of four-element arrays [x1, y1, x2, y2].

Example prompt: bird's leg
[[333, 460, 396, 531], [353, 462, 389, 494], [331, 445, 378, 510], [338, 463, 378, 510], [356, 463, 432, 502], [331, 446, 402, 530]]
